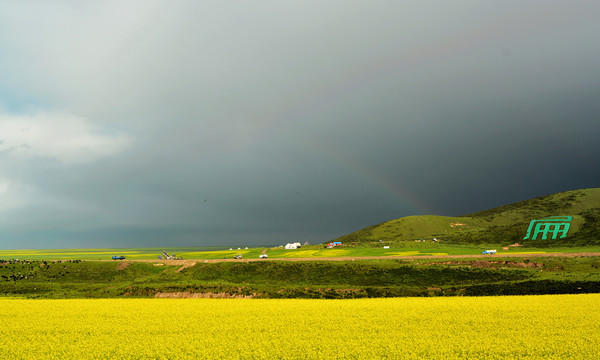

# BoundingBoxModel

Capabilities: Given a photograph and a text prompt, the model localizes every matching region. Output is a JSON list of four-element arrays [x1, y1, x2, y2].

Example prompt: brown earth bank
[[155, 292, 256, 299], [116, 262, 131, 270], [96, 252, 600, 265]]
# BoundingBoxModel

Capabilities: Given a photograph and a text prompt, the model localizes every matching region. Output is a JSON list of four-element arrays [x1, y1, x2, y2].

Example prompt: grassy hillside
[[333, 188, 600, 247]]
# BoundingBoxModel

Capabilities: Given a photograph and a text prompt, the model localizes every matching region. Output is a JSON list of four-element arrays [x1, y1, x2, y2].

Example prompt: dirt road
[[99, 252, 600, 265]]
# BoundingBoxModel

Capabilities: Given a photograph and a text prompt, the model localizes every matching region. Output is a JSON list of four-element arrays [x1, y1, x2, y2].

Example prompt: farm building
[[285, 243, 297, 250]]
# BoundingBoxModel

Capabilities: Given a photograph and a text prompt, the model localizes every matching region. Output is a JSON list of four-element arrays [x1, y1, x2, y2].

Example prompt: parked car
[[481, 250, 497, 255]]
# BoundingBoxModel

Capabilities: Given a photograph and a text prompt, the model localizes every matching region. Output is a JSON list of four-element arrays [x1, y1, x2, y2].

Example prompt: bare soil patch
[[449, 223, 466, 227], [176, 261, 197, 273], [116, 262, 131, 270]]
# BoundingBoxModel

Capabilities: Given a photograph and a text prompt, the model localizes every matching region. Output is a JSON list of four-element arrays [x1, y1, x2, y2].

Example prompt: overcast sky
[[0, 1, 599, 249]]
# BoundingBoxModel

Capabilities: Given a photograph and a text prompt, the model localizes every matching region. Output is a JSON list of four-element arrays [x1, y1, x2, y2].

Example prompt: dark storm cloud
[[0, 1, 599, 249]]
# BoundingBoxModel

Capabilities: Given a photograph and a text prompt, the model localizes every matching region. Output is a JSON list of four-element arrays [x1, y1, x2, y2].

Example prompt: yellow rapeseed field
[[0, 294, 598, 359]]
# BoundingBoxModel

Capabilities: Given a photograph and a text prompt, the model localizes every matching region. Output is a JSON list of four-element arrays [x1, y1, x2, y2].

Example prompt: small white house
[[285, 243, 298, 250]]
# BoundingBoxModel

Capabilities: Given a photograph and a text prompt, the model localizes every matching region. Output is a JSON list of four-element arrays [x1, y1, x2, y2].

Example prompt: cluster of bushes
[[464, 280, 600, 296], [117, 279, 600, 299], [116, 284, 425, 299], [180, 261, 532, 287]]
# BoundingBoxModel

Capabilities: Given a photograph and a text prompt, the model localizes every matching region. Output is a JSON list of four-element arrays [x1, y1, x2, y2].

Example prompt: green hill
[[333, 188, 600, 247]]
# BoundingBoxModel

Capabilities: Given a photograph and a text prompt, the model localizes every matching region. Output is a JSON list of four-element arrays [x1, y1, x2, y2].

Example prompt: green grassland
[[0, 246, 247, 260], [334, 188, 600, 247], [3, 243, 600, 261], [1, 256, 599, 299]]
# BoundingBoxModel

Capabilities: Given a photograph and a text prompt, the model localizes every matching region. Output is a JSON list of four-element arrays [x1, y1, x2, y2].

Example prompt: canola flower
[[0, 294, 598, 359]]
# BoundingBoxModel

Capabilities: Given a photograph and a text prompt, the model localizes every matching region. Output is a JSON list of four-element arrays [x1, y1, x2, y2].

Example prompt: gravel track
[[96, 252, 600, 265]]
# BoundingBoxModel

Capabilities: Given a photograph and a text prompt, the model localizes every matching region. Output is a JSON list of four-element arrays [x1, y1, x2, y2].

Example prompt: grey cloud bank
[[0, 1, 599, 249]]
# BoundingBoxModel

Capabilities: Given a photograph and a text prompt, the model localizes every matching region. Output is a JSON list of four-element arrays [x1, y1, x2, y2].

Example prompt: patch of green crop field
[[0, 247, 231, 260]]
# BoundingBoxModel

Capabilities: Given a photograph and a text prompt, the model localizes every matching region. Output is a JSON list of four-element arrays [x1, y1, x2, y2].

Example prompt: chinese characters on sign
[[523, 216, 572, 240]]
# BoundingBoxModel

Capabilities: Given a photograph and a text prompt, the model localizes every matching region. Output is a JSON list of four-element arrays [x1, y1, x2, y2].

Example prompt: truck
[[234, 254, 242, 259], [259, 254, 268, 259], [112, 255, 126, 260], [481, 250, 497, 255]]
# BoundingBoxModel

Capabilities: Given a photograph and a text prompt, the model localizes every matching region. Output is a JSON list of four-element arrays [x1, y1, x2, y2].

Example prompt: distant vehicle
[[259, 254, 268, 258], [161, 250, 182, 260], [112, 256, 126, 260], [325, 241, 342, 248], [481, 250, 497, 255], [234, 254, 242, 259]]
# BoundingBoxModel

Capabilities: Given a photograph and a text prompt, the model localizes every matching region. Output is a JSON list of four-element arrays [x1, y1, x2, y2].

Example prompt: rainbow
[[242, 3, 583, 215]]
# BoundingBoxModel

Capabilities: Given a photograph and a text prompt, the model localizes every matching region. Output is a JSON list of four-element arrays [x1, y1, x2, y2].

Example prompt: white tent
[[285, 243, 297, 250]]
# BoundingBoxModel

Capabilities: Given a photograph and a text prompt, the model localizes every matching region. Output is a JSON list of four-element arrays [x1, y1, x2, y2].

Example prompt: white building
[[285, 243, 298, 250]]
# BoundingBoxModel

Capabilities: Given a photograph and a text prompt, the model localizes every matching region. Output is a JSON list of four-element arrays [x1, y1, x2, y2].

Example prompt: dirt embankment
[[155, 292, 256, 299]]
